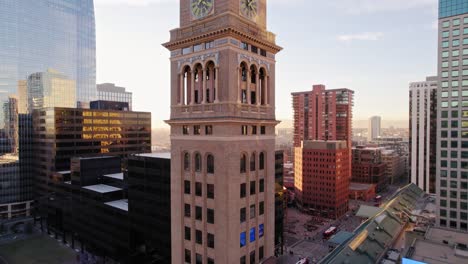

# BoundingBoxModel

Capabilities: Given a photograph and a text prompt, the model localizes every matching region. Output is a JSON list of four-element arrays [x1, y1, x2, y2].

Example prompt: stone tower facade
[[164, 0, 282, 263]]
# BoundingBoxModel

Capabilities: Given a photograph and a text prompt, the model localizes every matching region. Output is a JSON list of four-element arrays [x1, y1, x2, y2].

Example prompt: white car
[[296, 258, 309, 264]]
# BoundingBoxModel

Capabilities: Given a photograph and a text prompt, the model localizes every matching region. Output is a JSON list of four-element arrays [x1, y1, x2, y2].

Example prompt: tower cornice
[[163, 12, 282, 53]]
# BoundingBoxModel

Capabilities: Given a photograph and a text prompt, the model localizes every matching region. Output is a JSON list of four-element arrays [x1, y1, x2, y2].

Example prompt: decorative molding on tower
[[177, 52, 219, 70], [238, 53, 270, 71]]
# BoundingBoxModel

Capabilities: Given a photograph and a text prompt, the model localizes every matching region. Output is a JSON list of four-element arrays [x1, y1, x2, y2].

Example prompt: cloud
[[337, 32, 384, 42], [331, 0, 436, 14]]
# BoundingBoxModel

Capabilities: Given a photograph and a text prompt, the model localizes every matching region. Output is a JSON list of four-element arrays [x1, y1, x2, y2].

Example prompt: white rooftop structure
[[103, 172, 124, 180], [136, 152, 171, 159], [105, 199, 128, 211], [82, 184, 122, 193]]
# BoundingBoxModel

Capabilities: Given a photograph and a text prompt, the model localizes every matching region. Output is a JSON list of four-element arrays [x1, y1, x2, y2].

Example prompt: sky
[[94, 0, 439, 128]]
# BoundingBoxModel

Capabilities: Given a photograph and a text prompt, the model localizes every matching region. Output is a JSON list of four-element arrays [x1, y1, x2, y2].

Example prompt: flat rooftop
[[350, 182, 375, 191], [426, 227, 468, 243], [136, 152, 171, 159], [82, 184, 122, 193], [103, 172, 124, 180], [105, 199, 128, 211], [411, 238, 467, 264]]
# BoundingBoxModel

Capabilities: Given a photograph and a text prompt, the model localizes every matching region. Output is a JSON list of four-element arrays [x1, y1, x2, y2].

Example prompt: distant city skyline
[[94, 0, 438, 128]]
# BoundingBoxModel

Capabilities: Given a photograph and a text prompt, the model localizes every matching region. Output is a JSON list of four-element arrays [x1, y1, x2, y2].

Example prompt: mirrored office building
[[0, 0, 96, 219]]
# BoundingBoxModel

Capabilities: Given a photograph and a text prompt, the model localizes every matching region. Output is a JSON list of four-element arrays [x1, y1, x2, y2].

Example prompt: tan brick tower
[[164, 0, 282, 263]]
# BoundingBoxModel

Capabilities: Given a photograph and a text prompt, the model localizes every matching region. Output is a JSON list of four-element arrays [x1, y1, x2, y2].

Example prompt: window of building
[[240, 207, 246, 223], [196, 254, 203, 264], [259, 179, 264, 193], [443, 41, 449, 48], [196, 230, 202, 244], [194, 43, 203, 52], [184, 153, 191, 171], [453, 50, 460, 56], [443, 31, 450, 38], [207, 208, 215, 224], [194, 125, 201, 135], [443, 21, 450, 28], [207, 233, 215, 248], [196, 182, 202, 196], [185, 249, 191, 263], [250, 250, 256, 264], [185, 180, 191, 194], [241, 42, 249, 50], [207, 184, 215, 199], [260, 49, 267, 57], [259, 201, 264, 215], [260, 126, 266, 135], [207, 154, 214, 174], [250, 204, 256, 219], [185, 226, 191, 241], [196, 206, 202, 221], [259, 246, 264, 261], [182, 47, 192, 55], [242, 125, 248, 135], [259, 152, 265, 170], [259, 224, 264, 238], [250, 181, 256, 195], [206, 125, 213, 135], [454, 19, 461, 26], [241, 154, 247, 173], [252, 126, 257, 135], [251, 45, 258, 54], [250, 227, 256, 243], [207, 258, 214, 264], [240, 256, 246, 264], [185, 204, 191, 217], [455, 29, 461, 36], [240, 232, 247, 247], [250, 153, 256, 171], [206, 41, 215, 49], [241, 183, 247, 198], [183, 125, 189, 135], [195, 153, 202, 172]]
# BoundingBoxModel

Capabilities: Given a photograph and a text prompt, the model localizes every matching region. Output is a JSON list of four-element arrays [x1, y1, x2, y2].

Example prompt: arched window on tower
[[240, 154, 247, 173], [195, 153, 202, 172], [184, 152, 191, 171], [240, 63, 248, 104], [259, 152, 265, 170], [250, 153, 256, 171], [250, 65, 257, 105], [207, 154, 214, 174], [260, 68, 267, 105]]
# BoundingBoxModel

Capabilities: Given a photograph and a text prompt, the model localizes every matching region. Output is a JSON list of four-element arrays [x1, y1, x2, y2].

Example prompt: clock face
[[191, 0, 214, 20], [240, 0, 258, 19]]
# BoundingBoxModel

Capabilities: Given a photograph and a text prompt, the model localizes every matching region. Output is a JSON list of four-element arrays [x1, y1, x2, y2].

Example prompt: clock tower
[[164, 0, 281, 263]]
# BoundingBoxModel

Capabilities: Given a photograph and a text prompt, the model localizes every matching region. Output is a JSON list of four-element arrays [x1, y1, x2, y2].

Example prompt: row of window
[[241, 125, 266, 135], [184, 204, 215, 224], [440, 170, 468, 179], [241, 41, 267, 57], [240, 202, 265, 223], [442, 18, 468, 28], [240, 224, 264, 247], [240, 247, 264, 264], [182, 41, 215, 55], [184, 181, 215, 198], [440, 199, 468, 210], [184, 249, 214, 264], [240, 152, 266, 173], [240, 180, 265, 198], [442, 49, 468, 58], [184, 152, 214, 173], [183, 125, 213, 135], [439, 189, 468, 200], [439, 219, 468, 231], [184, 227, 215, 248], [441, 58, 468, 67]]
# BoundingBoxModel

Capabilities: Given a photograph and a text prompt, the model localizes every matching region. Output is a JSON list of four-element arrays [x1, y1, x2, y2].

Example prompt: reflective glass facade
[[0, 0, 96, 209], [440, 0, 468, 18]]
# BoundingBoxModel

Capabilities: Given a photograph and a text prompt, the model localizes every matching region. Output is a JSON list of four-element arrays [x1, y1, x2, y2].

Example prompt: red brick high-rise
[[292, 85, 354, 148], [292, 85, 354, 219]]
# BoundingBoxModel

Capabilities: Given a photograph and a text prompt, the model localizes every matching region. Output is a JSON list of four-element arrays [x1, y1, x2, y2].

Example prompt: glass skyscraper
[[437, 0, 468, 231], [0, 0, 96, 217]]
